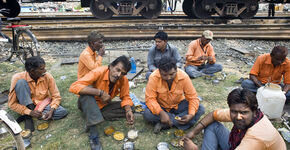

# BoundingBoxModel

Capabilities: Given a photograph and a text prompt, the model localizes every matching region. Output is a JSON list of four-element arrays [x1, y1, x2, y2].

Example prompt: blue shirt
[[147, 44, 183, 71]]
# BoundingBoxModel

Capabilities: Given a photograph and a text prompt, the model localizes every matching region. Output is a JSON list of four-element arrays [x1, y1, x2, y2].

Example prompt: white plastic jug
[[256, 83, 286, 119]]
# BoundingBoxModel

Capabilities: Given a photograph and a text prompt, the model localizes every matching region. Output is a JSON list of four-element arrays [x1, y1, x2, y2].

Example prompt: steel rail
[[2, 18, 290, 41]]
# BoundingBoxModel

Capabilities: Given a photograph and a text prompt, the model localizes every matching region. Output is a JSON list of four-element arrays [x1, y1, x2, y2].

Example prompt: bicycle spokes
[[16, 29, 39, 64]]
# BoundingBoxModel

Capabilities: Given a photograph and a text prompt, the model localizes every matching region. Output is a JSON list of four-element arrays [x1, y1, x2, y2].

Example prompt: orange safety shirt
[[185, 38, 216, 66], [77, 46, 103, 79], [145, 69, 199, 115], [250, 53, 290, 84], [69, 66, 133, 109], [8, 72, 61, 115], [213, 109, 286, 150]]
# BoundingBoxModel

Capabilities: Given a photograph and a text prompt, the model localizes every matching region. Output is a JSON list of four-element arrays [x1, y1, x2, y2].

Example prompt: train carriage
[[1, 0, 290, 19]]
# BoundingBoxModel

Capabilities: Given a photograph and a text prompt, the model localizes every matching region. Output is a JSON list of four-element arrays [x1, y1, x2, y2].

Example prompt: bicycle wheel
[[0, 33, 13, 62], [15, 29, 39, 63], [0, 120, 25, 150]]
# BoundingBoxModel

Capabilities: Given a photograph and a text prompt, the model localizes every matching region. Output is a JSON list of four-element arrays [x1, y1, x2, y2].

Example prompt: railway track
[[2, 16, 290, 41]]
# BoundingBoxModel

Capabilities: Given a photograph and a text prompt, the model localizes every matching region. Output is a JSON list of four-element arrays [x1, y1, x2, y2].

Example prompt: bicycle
[[0, 109, 25, 150], [0, 10, 39, 63]]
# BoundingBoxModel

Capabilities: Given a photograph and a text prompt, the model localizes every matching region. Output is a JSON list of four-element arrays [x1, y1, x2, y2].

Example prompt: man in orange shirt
[[143, 56, 204, 134], [78, 30, 105, 79], [185, 30, 222, 78], [69, 55, 134, 150], [181, 88, 286, 150], [241, 46, 290, 101], [8, 56, 68, 146]]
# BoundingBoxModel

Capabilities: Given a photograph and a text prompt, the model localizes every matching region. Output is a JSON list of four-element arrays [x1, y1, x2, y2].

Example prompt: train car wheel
[[193, 0, 211, 19], [239, 2, 258, 19], [140, 0, 162, 19], [90, 0, 114, 19], [182, 0, 196, 18]]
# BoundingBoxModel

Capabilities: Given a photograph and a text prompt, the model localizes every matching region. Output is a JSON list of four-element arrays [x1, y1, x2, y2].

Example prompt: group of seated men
[[7, 30, 288, 150]]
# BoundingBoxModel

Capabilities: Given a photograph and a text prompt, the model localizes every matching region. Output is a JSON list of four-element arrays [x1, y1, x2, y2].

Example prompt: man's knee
[[143, 108, 155, 122], [215, 64, 223, 71], [53, 106, 68, 120], [198, 104, 205, 115], [241, 79, 258, 92], [78, 95, 97, 111], [146, 72, 152, 80], [15, 79, 29, 89], [204, 121, 222, 133]]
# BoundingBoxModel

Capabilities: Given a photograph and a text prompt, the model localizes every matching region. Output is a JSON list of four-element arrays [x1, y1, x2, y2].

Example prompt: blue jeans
[[143, 100, 205, 130], [202, 122, 230, 150], [15, 79, 68, 120], [185, 63, 223, 78], [241, 79, 290, 101]]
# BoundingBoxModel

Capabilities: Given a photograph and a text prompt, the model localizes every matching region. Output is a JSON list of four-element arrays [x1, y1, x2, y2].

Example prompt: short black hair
[[87, 30, 104, 44], [158, 56, 177, 72], [270, 46, 288, 56], [25, 56, 45, 72], [110, 55, 131, 72], [227, 88, 258, 111], [154, 31, 168, 41]]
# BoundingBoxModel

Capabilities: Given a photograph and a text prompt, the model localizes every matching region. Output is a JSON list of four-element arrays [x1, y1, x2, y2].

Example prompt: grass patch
[[1, 58, 289, 149]]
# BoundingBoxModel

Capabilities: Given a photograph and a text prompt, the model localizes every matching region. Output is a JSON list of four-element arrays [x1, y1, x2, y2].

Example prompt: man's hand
[[159, 111, 172, 127], [126, 110, 135, 125], [98, 46, 105, 56], [100, 91, 111, 104], [182, 137, 199, 150], [178, 114, 194, 125], [43, 108, 55, 120], [29, 110, 42, 118], [207, 56, 213, 62], [184, 130, 195, 139], [197, 56, 207, 61]]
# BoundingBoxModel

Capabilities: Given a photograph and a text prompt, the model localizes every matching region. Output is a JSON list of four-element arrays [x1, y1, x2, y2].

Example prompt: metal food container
[[123, 141, 134, 150], [157, 142, 169, 150], [212, 79, 220, 85], [127, 129, 138, 141]]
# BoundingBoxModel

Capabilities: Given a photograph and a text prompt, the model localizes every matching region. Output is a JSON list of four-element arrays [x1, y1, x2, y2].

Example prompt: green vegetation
[[0, 58, 288, 149]]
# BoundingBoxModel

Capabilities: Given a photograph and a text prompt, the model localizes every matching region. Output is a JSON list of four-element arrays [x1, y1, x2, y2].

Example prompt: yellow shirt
[[213, 109, 286, 150], [145, 69, 199, 115], [8, 72, 61, 115], [77, 46, 102, 79]]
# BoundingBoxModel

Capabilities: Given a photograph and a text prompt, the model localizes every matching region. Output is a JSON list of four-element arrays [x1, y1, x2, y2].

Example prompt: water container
[[129, 57, 136, 73], [256, 83, 286, 119]]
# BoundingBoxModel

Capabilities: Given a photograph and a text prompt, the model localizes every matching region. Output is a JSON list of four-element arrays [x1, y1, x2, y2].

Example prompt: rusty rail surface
[[2, 17, 290, 41]]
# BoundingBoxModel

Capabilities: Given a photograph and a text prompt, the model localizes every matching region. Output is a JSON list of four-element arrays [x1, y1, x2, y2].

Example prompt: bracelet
[[99, 90, 104, 97], [199, 121, 206, 128], [126, 110, 132, 113]]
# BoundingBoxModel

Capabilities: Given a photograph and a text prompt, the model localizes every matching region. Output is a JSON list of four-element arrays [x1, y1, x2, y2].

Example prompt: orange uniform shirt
[[77, 46, 103, 79], [69, 66, 133, 109], [250, 53, 290, 84], [8, 72, 61, 115], [213, 109, 286, 150], [185, 38, 216, 66], [145, 69, 199, 115]]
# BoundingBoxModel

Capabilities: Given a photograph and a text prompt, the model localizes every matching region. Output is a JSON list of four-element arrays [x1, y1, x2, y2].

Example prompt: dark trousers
[[78, 95, 127, 127], [143, 100, 205, 130], [268, 3, 275, 17]]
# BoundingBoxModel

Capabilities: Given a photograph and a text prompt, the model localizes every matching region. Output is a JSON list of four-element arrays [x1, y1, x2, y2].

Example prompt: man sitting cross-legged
[[143, 56, 205, 133], [8, 56, 68, 147]]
